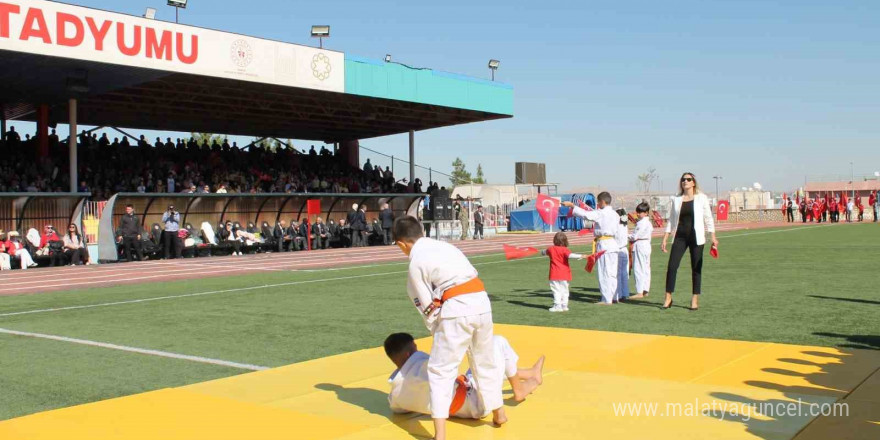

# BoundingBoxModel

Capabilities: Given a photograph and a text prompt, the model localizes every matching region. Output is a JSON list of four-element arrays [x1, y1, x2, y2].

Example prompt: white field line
[[0, 258, 538, 318], [0, 223, 769, 292], [0, 327, 269, 371]]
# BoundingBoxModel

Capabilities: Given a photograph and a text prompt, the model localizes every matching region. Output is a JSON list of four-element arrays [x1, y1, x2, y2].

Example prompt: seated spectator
[[6, 231, 37, 269], [337, 218, 351, 248], [218, 221, 243, 256], [287, 220, 305, 251], [312, 217, 329, 250], [0, 231, 11, 270], [63, 223, 90, 265], [39, 225, 65, 266], [272, 220, 285, 252]]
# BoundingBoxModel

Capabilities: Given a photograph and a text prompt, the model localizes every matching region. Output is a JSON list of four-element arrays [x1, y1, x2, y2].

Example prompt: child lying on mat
[[384, 333, 545, 419]]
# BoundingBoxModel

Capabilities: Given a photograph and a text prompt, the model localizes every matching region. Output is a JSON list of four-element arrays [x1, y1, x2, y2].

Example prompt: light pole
[[167, 0, 187, 23], [850, 162, 855, 200], [488, 59, 500, 81], [712, 175, 722, 203], [311, 25, 330, 49]]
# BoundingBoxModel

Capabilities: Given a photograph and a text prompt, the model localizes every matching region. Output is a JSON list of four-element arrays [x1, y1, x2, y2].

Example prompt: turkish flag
[[710, 245, 719, 259], [536, 194, 560, 226], [870, 193, 876, 207], [578, 229, 592, 237], [503, 244, 539, 260], [585, 250, 607, 273], [716, 200, 730, 221]]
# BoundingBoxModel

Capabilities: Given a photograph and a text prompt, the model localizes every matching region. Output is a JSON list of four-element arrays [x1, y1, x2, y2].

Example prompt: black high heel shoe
[[661, 300, 673, 310]]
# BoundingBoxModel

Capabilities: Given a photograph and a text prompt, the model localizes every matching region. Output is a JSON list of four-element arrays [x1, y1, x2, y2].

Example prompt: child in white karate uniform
[[385, 333, 545, 419], [614, 208, 630, 302], [563, 192, 619, 305], [629, 203, 654, 298], [393, 216, 506, 440]]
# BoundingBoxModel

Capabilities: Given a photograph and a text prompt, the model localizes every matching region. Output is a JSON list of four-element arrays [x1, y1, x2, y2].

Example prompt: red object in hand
[[585, 250, 607, 273], [503, 244, 539, 260], [710, 245, 718, 259], [536, 194, 560, 226]]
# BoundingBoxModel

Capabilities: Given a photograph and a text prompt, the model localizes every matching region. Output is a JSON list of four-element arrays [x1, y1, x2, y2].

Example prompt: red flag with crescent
[[716, 200, 730, 221], [536, 194, 560, 226]]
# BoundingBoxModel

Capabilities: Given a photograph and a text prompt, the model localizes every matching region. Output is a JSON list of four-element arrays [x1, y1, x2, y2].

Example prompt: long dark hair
[[67, 223, 81, 240]]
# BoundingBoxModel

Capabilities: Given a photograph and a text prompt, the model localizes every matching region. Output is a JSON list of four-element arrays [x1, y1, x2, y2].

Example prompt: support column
[[37, 104, 49, 158], [69, 99, 77, 193], [408, 130, 415, 190], [1, 116, 6, 142], [338, 140, 360, 170]]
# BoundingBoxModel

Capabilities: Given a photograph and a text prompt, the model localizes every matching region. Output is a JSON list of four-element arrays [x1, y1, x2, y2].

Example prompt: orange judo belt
[[448, 375, 469, 415], [432, 277, 486, 308]]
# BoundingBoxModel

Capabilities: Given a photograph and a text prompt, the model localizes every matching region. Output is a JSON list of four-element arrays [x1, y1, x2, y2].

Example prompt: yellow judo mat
[[1, 324, 878, 439]]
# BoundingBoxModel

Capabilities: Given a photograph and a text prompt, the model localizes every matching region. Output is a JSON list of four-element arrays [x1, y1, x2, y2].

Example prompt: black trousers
[[474, 223, 484, 239], [163, 231, 182, 259], [786, 209, 794, 222], [225, 239, 242, 253], [312, 235, 329, 250], [65, 248, 89, 265], [122, 236, 144, 261], [665, 233, 704, 295]]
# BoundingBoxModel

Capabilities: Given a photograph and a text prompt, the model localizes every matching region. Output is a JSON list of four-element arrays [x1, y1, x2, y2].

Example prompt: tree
[[473, 164, 487, 184], [190, 132, 227, 148], [450, 157, 473, 186], [637, 167, 659, 194]]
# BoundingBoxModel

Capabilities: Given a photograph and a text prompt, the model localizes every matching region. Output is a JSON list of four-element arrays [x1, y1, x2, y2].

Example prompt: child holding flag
[[392, 216, 506, 440], [629, 203, 654, 299], [563, 192, 620, 305], [540, 232, 584, 312]]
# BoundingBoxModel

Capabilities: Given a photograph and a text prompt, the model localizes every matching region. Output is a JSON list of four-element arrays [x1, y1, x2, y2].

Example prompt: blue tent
[[509, 193, 596, 232]]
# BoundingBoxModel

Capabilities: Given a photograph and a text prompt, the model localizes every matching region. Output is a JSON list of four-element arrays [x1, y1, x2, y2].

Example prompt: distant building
[[806, 181, 880, 200], [729, 190, 772, 211]]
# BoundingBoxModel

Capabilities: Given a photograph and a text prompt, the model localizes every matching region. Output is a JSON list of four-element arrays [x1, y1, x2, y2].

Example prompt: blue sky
[[12, 0, 880, 192]]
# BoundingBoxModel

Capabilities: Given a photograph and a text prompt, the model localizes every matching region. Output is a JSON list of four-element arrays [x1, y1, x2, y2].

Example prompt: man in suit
[[288, 220, 305, 251], [347, 204, 361, 247], [273, 220, 286, 252], [338, 218, 351, 248], [312, 217, 329, 250], [380, 203, 394, 245], [299, 219, 311, 250], [473, 205, 484, 240], [353, 205, 368, 247]]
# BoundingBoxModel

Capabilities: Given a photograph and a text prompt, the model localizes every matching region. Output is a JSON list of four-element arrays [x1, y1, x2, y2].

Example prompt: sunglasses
[[681, 177, 694, 182]]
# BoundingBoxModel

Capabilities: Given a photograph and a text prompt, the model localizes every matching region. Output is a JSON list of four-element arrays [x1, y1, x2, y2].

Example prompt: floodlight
[[167, 0, 187, 8], [488, 59, 500, 81], [311, 25, 330, 49], [385, 54, 392, 63], [144, 8, 157, 19]]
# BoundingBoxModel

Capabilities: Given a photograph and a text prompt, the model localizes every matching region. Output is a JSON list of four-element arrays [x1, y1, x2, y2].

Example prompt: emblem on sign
[[230, 39, 254, 68], [311, 53, 332, 81]]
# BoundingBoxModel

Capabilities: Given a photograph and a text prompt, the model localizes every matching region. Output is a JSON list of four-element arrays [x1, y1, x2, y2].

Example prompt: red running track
[[0, 222, 812, 296]]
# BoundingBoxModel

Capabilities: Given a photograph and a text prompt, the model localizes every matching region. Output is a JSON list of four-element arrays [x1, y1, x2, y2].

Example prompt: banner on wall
[[0, 0, 344, 92]]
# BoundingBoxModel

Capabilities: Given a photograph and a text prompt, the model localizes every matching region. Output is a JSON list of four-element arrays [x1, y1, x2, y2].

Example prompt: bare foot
[[534, 356, 545, 385], [492, 408, 508, 427], [629, 293, 645, 299], [597, 302, 613, 306]]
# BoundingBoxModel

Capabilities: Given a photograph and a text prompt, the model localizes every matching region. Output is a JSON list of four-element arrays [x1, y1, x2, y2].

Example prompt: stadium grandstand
[[0, 0, 513, 267]]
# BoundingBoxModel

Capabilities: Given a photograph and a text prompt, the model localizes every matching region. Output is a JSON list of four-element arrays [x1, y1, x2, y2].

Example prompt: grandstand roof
[[0, 0, 512, 142]]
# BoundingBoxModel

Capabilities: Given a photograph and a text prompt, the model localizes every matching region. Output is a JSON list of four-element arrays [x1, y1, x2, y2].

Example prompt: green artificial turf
[[0, 223, 877, 420]]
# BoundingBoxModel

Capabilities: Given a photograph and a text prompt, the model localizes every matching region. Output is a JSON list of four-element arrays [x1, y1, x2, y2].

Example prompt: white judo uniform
[[571, 206, 620, 303], [615, 223, 630, 301], [388, 336, 519, 419], [629, 217, 653, 294], [406, 237, 504, 419]]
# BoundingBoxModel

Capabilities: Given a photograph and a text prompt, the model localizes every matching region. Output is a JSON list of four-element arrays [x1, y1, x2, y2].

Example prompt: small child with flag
[[540, 232, 584, 312], [628, 203, 653, 299], [562, 192, 620, 305]]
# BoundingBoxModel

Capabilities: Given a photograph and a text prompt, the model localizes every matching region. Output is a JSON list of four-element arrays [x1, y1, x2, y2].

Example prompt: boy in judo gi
[[562, 192, 620, 305], [392, 216, 506, 440], [628, 203, 654, 299], [384, 333, 545, 419]]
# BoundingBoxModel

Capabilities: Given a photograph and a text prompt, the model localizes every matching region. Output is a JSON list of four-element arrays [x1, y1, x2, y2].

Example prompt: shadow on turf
[[807, 295, 880, 306], [314, 383, 494, 438], [812, 332, 880, 350], [507, 288, 678, 309], [708, 343, 878, 439]]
